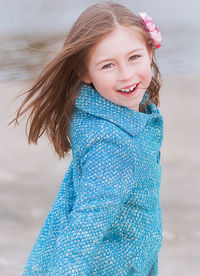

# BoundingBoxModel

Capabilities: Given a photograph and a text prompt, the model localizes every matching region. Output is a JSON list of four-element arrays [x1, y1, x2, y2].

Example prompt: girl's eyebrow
[[96, 48, 145, 66]]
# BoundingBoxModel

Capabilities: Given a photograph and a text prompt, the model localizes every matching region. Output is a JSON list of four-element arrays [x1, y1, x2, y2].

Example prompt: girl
[[11, 2, 164, 275]]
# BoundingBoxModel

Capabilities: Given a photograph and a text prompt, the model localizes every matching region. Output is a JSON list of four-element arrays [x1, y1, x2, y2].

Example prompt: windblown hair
[[10, 1, 162, 159]]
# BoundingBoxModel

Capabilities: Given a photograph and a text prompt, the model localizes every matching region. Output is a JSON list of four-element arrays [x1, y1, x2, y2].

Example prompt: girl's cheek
[[101, 70, 117, 79], [139, 62, 152, 75]]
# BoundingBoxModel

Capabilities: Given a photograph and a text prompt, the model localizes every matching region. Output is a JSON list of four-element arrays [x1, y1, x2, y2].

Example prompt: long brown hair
[[9, 1, 162, 159]]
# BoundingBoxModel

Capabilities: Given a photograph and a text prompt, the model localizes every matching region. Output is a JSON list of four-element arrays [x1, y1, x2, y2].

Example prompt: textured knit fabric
[[23, 82, 164, 275]]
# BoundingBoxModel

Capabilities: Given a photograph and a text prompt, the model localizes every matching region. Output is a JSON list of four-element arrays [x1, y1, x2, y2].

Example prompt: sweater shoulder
[[70, 109, 129, 155]]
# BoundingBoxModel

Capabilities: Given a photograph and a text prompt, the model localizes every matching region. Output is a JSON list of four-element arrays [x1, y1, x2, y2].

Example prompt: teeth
[[120, 84, 137, 92]]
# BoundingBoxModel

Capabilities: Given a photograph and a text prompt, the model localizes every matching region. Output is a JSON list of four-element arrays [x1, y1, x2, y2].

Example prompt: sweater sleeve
[[49, 132, 135, 275]]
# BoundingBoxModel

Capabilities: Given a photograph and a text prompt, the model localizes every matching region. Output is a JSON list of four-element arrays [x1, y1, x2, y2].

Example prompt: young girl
[[11, 2, 164, 275]]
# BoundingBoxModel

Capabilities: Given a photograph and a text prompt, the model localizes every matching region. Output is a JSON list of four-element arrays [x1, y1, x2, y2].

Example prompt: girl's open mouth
[[117, 82, 140, 96]]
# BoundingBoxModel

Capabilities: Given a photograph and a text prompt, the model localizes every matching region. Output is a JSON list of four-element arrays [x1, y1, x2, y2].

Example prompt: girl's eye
[[102, 63, 113, 70], [129, 55, 141, 61]]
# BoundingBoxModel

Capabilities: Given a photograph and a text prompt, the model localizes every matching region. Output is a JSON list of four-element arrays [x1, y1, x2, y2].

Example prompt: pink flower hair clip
[[138, 12, 162, 49]]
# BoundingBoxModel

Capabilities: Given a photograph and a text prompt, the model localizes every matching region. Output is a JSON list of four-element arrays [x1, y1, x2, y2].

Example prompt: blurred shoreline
[[1, 25, 200, 84]]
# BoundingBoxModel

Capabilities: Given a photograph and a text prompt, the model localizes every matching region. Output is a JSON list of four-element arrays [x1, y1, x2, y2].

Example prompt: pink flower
[[138, 12, 162, 49]]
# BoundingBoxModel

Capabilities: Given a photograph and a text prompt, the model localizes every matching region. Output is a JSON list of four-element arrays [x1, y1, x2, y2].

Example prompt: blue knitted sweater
[[23, 82, 164, 275]]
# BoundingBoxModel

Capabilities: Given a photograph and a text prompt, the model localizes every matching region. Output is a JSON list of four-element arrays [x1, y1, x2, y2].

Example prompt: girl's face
[[82, 25, 153, 112]]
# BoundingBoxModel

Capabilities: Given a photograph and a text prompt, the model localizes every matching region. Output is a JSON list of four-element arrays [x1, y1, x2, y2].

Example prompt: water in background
[[0, 0, 200, 82]]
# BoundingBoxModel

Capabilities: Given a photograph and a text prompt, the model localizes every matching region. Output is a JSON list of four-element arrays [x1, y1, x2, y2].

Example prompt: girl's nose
[[118, 64, 134, 81]]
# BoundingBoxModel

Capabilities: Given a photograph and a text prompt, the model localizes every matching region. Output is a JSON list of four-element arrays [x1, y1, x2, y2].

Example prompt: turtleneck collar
[[75, 82, 162, 136]]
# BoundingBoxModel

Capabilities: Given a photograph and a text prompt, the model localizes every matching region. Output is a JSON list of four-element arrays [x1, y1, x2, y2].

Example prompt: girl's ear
[[148, 48, 153, 63], [77, 71, 92, 84], [81, 75, 92, 84]]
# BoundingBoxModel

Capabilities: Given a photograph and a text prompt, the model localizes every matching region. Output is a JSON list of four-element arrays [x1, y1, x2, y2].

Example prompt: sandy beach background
[[1, 0, 200, 275], [1, 75, 200, 276]]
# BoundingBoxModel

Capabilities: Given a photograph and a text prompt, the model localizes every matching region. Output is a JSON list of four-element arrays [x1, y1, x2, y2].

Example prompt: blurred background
[[0, 0, 200, 275]]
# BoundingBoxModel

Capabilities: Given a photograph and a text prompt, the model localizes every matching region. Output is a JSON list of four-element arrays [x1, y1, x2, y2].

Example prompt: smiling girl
[[83, 25, 153, 112], [11, 2, 164, 275]]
